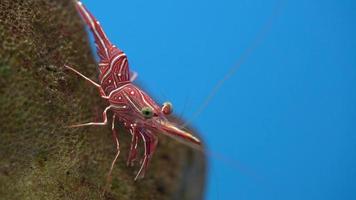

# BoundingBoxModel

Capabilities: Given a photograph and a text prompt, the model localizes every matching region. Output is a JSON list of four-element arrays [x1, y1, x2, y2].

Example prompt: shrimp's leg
[[107, 114, 120, 180], [127, 127, 139, 166], [68, 106, 111, 127], [134, 131, 158, 180], [103, 114, 120, 194], [64, 64, 108, 99]]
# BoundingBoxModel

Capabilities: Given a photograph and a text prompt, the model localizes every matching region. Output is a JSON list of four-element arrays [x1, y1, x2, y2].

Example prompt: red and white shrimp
[[65, 1, 201, 181]]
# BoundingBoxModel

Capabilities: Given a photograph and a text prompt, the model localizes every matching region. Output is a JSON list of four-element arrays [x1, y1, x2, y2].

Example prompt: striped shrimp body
[[65, 1, 201, 181]]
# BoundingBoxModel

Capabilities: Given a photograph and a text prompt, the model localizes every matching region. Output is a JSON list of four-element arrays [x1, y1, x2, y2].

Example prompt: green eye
[[141, 107, 154, 118]]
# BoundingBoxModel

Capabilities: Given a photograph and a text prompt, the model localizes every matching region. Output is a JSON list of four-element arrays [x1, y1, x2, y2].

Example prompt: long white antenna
[[182, 0, 284, 128]]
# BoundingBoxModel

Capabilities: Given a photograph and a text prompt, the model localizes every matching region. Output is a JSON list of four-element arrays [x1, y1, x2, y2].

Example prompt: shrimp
[[65, 1, 201, 182]]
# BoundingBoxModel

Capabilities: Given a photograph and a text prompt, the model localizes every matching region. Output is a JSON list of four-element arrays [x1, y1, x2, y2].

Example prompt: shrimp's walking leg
[[103, 114, 120, 194], [134, 131, 158, 180], [107, 114, 120, 180], [64, 64, 108, 99], [127, 127, 139, 166], [68, 106, 111, 127]]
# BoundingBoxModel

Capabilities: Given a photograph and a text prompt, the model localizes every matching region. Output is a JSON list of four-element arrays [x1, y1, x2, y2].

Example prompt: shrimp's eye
[[141, 107, 154, 118], [162, 102, 173, 115]]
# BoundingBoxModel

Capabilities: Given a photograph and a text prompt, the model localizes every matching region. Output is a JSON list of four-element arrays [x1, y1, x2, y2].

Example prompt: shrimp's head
[[119, 84, 201, 145]]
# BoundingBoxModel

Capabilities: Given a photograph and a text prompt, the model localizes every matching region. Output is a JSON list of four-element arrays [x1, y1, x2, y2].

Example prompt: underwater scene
[[0, 0, 355, 199]]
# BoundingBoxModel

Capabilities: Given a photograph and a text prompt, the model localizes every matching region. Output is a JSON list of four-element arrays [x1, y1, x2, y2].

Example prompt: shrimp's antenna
[[181, 0, 285, 128], [178, 93, 191, 121]]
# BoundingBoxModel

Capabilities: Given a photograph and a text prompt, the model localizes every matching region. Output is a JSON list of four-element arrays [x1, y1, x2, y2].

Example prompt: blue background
[[82, 0, 356, 199]]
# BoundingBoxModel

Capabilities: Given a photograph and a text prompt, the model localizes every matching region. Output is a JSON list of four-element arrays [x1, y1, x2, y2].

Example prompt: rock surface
[[0, 0, 205, 199]]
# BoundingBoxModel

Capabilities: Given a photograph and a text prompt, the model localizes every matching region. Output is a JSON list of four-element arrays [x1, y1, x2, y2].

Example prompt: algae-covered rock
[[0, 0, 205, 199]]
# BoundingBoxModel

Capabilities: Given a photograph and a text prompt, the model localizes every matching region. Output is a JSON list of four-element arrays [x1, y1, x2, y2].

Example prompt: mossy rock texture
[[0, 0, 206, 199]]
